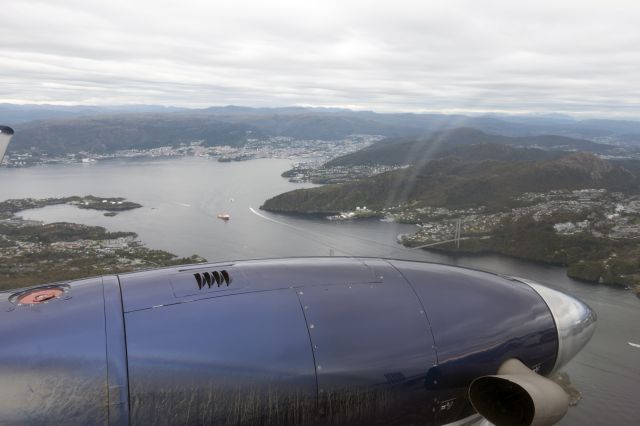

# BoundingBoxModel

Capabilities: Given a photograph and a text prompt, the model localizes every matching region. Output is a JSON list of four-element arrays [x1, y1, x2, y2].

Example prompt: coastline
[[421, 243, 637, 292], [0, 196, 205, 290]]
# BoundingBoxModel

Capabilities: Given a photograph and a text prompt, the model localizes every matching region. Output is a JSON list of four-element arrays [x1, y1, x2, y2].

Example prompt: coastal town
[[1, 135, 383, 167], [392, 189, 640, 242], [324, 188, 640, 293], [322, 188, 640, 244], [283, 163, 409, 184]]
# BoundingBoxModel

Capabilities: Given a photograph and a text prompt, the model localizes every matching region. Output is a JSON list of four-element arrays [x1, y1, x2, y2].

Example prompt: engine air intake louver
[[194, 270, 232, 289]]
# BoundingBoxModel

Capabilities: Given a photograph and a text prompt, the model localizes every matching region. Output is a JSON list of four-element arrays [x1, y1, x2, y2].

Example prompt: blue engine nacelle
[[0, 258, 596, 425]]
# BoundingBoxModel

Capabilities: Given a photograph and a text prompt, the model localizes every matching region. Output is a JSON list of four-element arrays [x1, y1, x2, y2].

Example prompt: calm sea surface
[[0, 157, 638, 425]]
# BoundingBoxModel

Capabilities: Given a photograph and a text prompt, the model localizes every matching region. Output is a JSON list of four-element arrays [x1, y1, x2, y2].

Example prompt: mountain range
[[10, 114, 262, 155]]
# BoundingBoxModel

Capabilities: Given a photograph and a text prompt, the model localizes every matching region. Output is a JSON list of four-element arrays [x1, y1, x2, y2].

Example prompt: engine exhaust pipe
[[0, 125, 14, 164], [469, 358, 569, 426]]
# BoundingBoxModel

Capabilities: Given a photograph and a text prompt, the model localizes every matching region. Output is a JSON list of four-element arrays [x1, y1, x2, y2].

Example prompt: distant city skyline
[[2, 0, 639, 118]]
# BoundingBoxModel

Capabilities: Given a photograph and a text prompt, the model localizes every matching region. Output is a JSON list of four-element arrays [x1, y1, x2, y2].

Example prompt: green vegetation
[[0, 222, 133, 244], [263, 152, 637, 214], [0, 222, 205, 290], [568, 257, 640, 287], [425, 214, 640, 289]]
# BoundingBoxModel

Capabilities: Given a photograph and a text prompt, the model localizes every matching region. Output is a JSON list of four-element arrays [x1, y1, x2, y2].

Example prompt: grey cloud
[[1, 0, 639, 117]]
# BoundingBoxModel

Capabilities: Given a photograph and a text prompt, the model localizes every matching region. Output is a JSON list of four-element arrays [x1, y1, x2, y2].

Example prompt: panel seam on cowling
[[385, 259, 440, 365], [294, 288, 320, 412]]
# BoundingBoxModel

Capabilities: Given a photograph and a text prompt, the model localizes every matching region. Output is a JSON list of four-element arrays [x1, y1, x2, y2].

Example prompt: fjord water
[[0, 157, 638, 425]]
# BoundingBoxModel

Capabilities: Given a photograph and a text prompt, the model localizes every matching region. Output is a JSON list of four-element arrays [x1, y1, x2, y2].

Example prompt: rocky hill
[[262, 151, 638, 214]]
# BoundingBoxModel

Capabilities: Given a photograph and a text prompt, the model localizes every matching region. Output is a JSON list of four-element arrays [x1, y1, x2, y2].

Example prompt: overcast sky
[[1, 0, 639, 117]]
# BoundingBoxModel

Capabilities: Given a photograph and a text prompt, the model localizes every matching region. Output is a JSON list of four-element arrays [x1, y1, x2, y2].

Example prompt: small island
[[0, 195, 143, 217], [0, 196, 205, 290]]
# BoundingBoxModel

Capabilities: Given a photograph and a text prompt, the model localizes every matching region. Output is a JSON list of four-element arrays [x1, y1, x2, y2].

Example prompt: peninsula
[[0, 196, 204, 290], [262, 142, 640, 294]]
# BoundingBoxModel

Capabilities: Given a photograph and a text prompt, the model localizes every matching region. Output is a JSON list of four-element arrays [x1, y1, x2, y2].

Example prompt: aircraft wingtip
[[0, 125, 15, 135]]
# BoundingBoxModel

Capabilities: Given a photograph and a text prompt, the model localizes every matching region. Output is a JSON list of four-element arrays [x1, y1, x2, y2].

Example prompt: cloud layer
[[1, 0, 639, 116]]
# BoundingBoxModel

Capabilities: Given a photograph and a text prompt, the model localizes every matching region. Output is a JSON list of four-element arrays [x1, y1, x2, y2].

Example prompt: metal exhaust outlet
[[469, 359, 569, 426]]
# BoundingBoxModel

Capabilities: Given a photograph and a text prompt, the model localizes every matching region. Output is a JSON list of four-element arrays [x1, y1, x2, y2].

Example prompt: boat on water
[[217, 213, 230, 221]]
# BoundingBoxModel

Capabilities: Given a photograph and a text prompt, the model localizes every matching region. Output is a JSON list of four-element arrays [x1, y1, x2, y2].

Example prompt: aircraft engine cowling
[[0, 277, 119, 425], [0, 257, 595, 426]]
